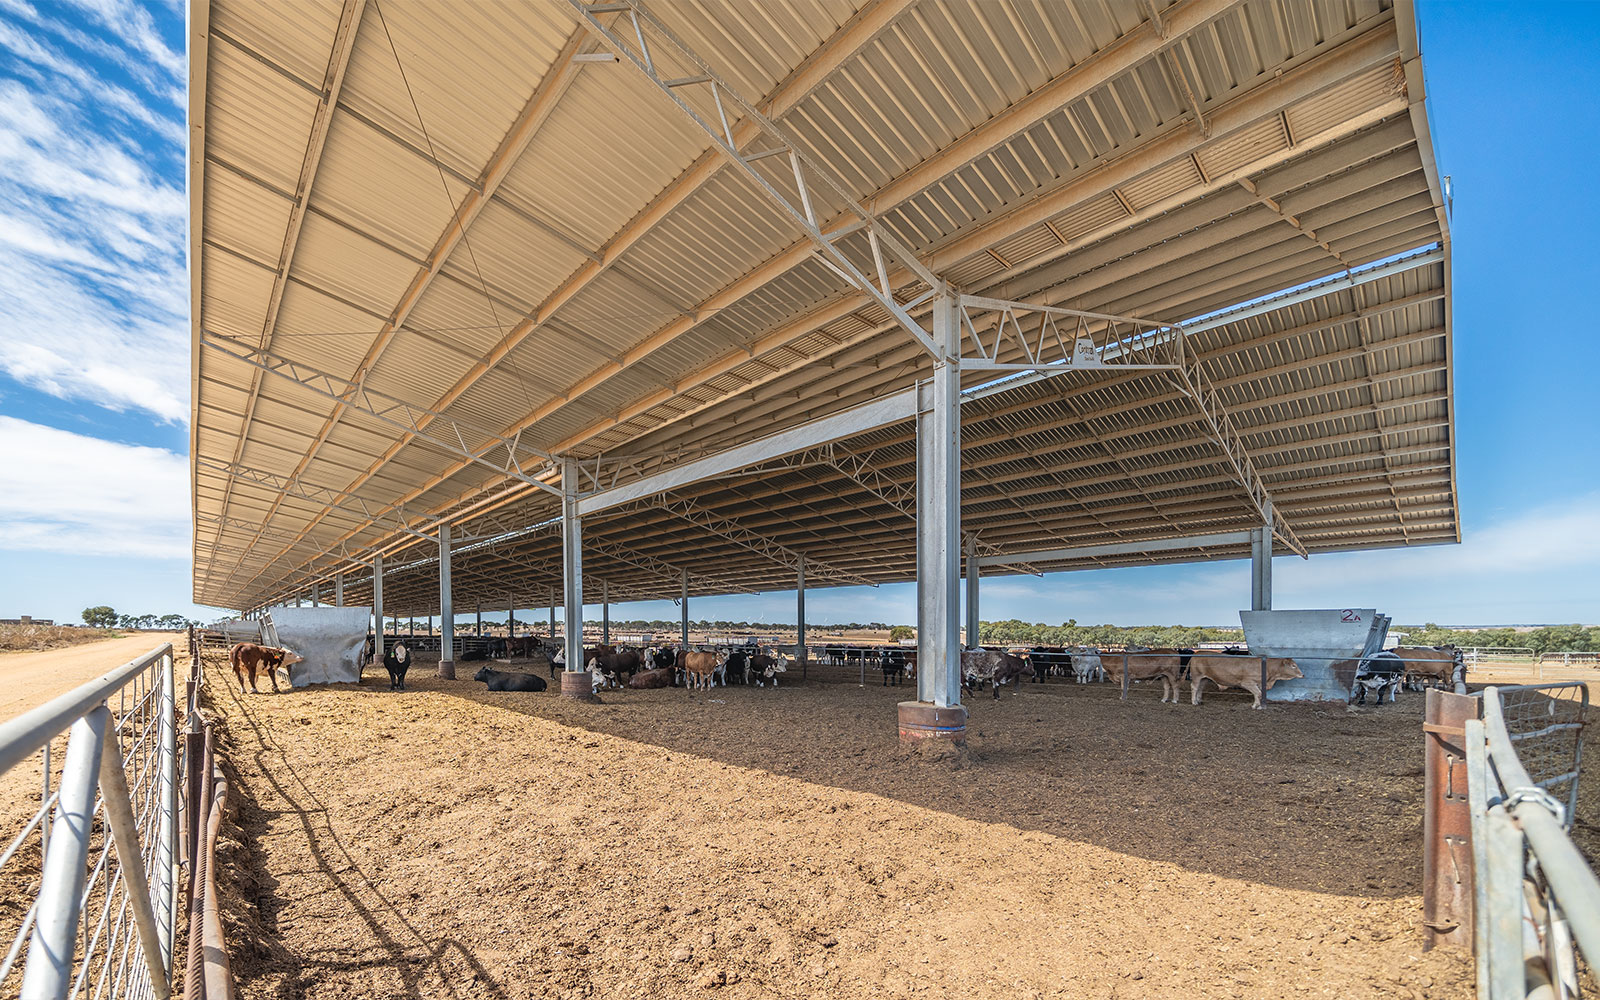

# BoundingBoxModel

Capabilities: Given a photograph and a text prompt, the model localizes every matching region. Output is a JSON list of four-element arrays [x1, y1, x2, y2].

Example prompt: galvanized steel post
[[371, 553, 384, 666], [560, 458, 592, 699], [964, 533, 979, 649], [601, 580, 609, 645], [158, 649, 178, 964], [334, 572, 344, 607], [796, 554, 807, 672], [438, 523, 455, 678], [902, 289, 965, 742], [1251, 502, 1274, 611], [681, 568, 690, 649], [21, 705, 110, 997]]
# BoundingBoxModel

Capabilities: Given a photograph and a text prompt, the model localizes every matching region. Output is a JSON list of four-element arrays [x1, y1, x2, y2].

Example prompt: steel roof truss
[[569, 0, 942, 358], [201, 333, 562, 497]]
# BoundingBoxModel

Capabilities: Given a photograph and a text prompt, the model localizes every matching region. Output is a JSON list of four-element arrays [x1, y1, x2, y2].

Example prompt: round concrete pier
[[897, 701, 967, 744], [437, 659, 455, 680], [560, 670, 597, 701]]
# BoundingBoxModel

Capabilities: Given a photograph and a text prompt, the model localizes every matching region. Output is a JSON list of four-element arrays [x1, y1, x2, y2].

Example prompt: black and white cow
[[1349, 651, 1405, 705], [879, 648, 906, 686]]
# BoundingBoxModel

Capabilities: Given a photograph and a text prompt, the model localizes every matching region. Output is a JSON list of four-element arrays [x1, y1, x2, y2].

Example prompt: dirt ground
[[199, 652, 1482, 1000]]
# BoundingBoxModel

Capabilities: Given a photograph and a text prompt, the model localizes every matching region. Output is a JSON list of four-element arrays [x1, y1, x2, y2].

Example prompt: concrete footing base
[[437, 659, 455, 680], [560, 670, 597, 701], [897, 701, 967, 744]]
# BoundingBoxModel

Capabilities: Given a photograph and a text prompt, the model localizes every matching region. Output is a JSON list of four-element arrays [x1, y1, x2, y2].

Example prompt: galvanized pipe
[[371, 554, 384, 666], [98, 721, 172, 999], [561, 459, 585, 673], [20, 705, 109, 998], [438, 523, 455, 678], [158, 650, 178, 967]]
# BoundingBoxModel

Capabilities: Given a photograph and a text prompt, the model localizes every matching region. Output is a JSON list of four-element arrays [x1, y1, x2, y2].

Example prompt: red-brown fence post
[[1423, 688, 1479, 950]]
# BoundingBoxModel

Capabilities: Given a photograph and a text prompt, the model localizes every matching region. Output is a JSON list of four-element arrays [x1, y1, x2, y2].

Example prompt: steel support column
[[602, 580, 609, 645], [371, 554, 384, 665], [796, 554, 807, 668], [334, 572, 344, 606], [681, 568, 690, 649], [438, 523, 455, 678], [904, 289, 965, 741], [508, 595, 515, 639], [548, 589, 556, 639], [475, 604, 482, 636], [1251, 502, 1274, 611], [964, 533, 979, 649], [560, 459, 592, 699]]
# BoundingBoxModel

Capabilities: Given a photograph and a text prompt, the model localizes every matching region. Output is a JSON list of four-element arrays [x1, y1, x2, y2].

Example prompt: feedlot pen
[[206, 657, 1477, 1000]]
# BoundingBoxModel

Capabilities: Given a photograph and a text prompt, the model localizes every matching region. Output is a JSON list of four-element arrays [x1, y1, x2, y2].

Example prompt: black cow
[[384, 642, 412, 691], [461, 646, 489, 662], [592, 649, 642, 690], [486, 637, 508, 659], [724, 650, 749, 686], [879, 648, 906, 686], [473, 666, 548, 692]]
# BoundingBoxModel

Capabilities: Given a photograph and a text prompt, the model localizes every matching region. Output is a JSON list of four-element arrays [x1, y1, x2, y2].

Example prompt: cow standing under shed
[[961, 649, 1033, 699], [682, 649, 725, 692], [1189, 655, 1303, 709], [1106, 649, 1183, 703], [228, 642, 304, 694], [384, 642, 412, 691], [1345, 652, 1404, 705]]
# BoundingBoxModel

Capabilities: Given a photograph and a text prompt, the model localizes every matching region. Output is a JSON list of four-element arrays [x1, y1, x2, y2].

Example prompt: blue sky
[[0, 1, 1595, 628]]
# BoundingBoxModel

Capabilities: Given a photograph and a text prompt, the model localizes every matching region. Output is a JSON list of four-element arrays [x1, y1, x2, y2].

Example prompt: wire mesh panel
[[0, 645, 179, 999], [1494, 682, 1587, 826]]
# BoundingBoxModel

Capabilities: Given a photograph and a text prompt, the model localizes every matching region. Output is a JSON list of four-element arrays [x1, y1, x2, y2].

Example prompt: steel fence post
[[99, 717, 173, 999], [159, 648, 178, 971], [20, 704, 110, 998]]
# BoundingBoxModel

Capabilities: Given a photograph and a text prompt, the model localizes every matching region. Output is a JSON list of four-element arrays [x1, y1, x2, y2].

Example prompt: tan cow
[[682, 649, 725, 692], [1105, 648, 1184, 703], [1189, 655, 1303, 709], [1393, 646, 1462, 691]]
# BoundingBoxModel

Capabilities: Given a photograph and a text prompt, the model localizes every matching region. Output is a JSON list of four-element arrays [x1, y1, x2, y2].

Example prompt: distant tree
[[82, 606, 118, 629], [157, 614, 186, 630], [889, 625, 914, 642]]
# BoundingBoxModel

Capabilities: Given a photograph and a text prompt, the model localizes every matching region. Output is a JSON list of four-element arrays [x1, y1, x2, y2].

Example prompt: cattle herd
[[227, 636, 1464, 709]]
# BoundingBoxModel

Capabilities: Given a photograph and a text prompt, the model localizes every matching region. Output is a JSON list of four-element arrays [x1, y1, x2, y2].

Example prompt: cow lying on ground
[[627, 666, 675, 689], [461, 646, 488, 662], [1393, 646, 1463, 691], [384, 642, 412, 691], [473, 666, 547, 692], [1346, 651, 1404, 705], [961, 649, 1032, 699], [228, 642, 304, 694], [1190, 655, 1303, 709], [1107, 648, 1183, 703]]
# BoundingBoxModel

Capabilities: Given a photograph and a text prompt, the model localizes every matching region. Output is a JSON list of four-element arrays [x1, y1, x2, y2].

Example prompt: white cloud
[[0, 75, 187, 424], [0, 416, 189, 560]]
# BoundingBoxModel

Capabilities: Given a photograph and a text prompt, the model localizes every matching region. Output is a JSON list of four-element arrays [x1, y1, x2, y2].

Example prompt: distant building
[[0, 615, 54, 626]]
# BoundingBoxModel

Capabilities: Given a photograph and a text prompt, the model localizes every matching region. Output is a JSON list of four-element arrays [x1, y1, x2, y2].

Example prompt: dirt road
[[0, 632, 181, 719]]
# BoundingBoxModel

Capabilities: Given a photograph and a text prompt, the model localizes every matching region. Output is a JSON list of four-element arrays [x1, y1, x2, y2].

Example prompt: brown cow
[[1393, 646, 1462, 691], [1106, 648, 1184, 703], [626, 666, 675, 689], [228, 642, 304, 694], [1189, 655, 1303, 709], [683, 649, 725, 692]]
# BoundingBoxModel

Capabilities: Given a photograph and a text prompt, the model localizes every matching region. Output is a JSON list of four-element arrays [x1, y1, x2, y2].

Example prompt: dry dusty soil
[[195, 652, 1487, 1000]]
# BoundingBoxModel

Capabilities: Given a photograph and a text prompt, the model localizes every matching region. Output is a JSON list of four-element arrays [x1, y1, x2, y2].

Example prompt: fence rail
[[1465, 684, 1597, 999], [0, 644, 178, 999]]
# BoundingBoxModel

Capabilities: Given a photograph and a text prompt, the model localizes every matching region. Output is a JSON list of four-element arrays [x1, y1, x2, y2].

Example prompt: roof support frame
[[978, 530, 1255, 568]]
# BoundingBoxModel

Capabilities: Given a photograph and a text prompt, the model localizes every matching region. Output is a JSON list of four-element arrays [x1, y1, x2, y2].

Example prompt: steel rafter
[[568, 0, 943, 357], [200, 333, 562, 496], [648, 496, 875, 587]]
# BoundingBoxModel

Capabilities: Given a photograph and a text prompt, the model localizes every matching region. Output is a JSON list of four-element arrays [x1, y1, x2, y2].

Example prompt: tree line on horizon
[[80, 607, 203, 631]]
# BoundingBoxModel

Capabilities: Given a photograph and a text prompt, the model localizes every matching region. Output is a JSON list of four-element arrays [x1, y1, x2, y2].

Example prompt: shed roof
[[191, 0, 1454, 614]]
